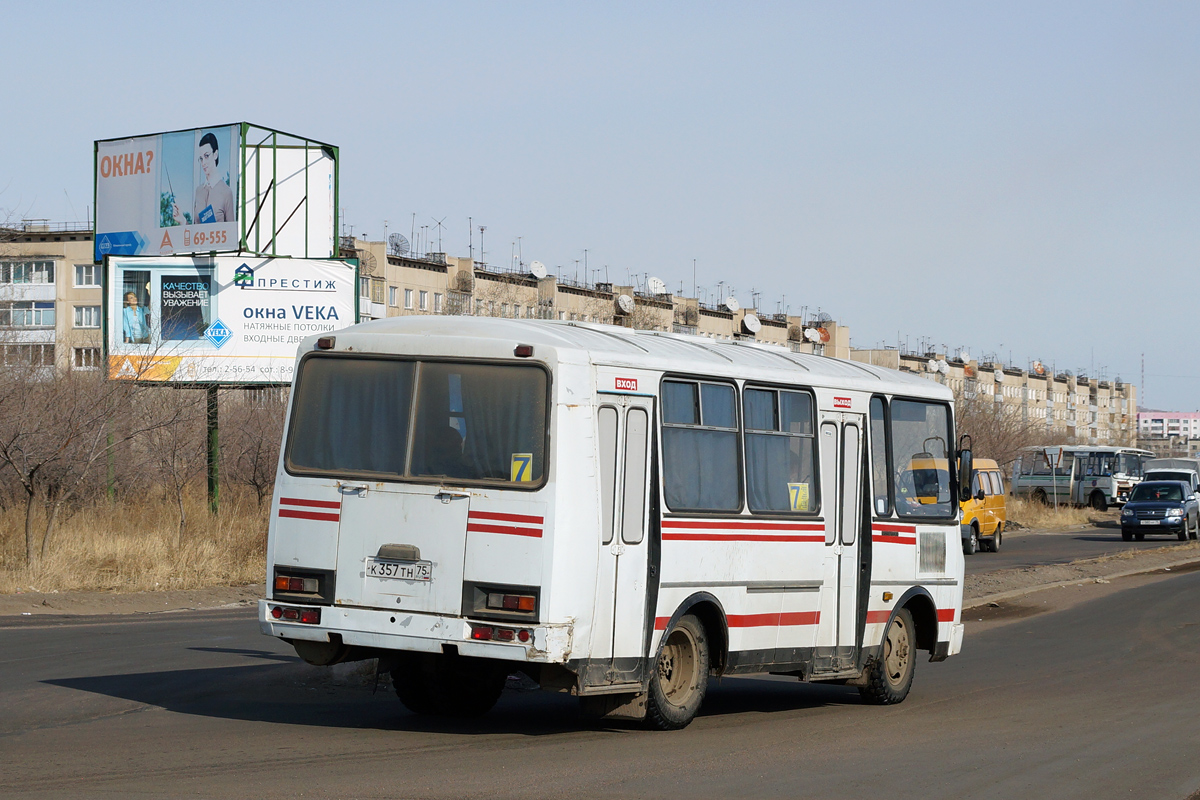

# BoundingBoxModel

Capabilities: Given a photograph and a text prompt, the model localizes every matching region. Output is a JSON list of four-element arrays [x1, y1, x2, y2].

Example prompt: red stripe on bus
[[653, 612, 820, 630], [278, 509, 340, 522], [279, 497, 341, 510], [937, 609, 956, 622], [662, 533, 825, 543], [662, 520, 825, 531], [466, 523, 543, 538], [872, 535, 917, 545], [865, 610, 891, 624], [468, 511, 545, 525], [872, 523, 916, 534]]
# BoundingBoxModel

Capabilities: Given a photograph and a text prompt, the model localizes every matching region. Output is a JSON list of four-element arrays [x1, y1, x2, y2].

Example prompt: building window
[[359, 277, 370, 297], [434, 293, 443, 313], [475, 298, 483, 315], [404, 289, 413, 309], [488, 300, 495, 316], [558, 311, 565, 320], [371, 278, 385, 304], [74, 305, 101, 328], [501, 303, 508, 317], [74, 264, 100, 287], [0, 260, 54, 284], [0, 301, 55, 328], [1, 344, 54, 366], [389, 286, 398, 306], [419, 291, 428, 311], [74, 347, 100, 369]]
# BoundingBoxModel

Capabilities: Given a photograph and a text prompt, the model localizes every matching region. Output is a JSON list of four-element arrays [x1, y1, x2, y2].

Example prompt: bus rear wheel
[[391, 653, 506, 717], [1090, 492, 1107, 511], [860, 608, 916, 705], [646, 614, 709, 730], [1032, 489, 1048, 505]]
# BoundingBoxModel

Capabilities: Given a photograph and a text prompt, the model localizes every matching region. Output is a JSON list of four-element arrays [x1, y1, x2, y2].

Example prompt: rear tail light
[[269, 605, 321, 625], [470, 624, 532, 643], [486, 592, 537, 613], [275, 574, 319, 593]]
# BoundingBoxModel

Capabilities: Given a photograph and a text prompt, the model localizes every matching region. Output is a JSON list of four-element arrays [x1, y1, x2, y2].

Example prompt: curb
[[964, 552, 1200, 609]]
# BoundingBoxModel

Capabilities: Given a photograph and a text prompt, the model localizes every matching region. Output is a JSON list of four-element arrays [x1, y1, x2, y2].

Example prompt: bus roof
[[315, 317, 953, 400], [1017, 445, 1153, 456]]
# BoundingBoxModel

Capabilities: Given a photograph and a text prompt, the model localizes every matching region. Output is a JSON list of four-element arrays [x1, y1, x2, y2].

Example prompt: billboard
[[95, 126, 241, 262], [95, 123, 339, 263], [105, 256, 356, 384]]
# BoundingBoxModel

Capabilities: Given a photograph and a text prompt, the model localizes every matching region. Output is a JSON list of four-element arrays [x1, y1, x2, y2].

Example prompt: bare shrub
[[955, 390, 1067, 473], [223, 388, 287, 507]]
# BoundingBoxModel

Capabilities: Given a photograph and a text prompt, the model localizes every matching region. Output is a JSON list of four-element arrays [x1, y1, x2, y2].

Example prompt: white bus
[[1011, 446, 1152, 509], [261, 317, 970, 729]]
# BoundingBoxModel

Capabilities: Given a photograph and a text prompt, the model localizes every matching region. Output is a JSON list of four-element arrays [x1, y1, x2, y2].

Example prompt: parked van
[[960, 458, 1006, 555], [1143, 458, 1200, 499]]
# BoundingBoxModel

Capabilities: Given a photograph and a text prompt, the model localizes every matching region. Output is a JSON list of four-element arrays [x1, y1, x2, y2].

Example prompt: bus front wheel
[[1090, 492, 1108, 511], [646, 614, 709, 730], [860, 608, 916, 705]]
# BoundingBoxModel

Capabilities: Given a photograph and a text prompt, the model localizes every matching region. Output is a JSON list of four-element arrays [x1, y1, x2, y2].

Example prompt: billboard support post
[[207, 385, 219, 515]]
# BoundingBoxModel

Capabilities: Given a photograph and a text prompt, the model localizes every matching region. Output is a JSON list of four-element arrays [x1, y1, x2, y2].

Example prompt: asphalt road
[[965, 516, 1196, 574], [2, 570, 1198, 799]]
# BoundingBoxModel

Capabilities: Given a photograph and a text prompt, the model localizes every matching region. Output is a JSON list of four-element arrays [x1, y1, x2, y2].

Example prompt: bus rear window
[[286, 356, 548, 486]]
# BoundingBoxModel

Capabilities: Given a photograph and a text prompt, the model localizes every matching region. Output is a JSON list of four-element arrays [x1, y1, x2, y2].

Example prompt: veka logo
[[204, 319, 232, 349], [833, 396, 852, 409], [234, 264, 254, 288], [615, 377, 638, 392]]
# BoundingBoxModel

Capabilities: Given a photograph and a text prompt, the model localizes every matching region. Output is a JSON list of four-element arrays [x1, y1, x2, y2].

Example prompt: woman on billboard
[[172, 131, 235, 226]]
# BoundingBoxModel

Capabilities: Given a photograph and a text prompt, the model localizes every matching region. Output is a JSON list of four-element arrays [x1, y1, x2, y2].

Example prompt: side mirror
[[957, 448, 973, 503], [975, 488, 986, 501]]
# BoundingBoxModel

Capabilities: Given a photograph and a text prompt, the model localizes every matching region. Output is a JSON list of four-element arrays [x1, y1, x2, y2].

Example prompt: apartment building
[[337, 235, 851, 358], [1135, 411, 1200, 458], [851, 349, 1138, 446], [0, 222, 102, 375]]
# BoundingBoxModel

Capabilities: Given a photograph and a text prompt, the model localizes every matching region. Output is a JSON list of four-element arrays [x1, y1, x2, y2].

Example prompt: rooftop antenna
[[517, 236, 523, 268], [692, 258, 697, 298], [468, 216, 473, 260], [410, 213, 416, 254], [432, 217, 446, 252], [478, 225, 486, 264]]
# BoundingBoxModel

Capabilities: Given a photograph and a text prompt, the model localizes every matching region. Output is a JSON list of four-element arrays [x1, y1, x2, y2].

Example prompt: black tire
[[1191, 515, 1199, 541], [645, 614, 709, 730], [963, 525, 978, 556], [1090, 492, 1107, 511], [991, 523, 1003, 552], [1121, 529, 1133, 542], [1178, 526, 1188, 542], [1032, 488, 1048, 505], [859, 607, 916, 705], [391, 652, 506, 717], [1134, 532, 1145, 542]]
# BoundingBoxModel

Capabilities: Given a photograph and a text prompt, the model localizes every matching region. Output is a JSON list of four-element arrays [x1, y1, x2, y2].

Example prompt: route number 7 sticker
[[788, 482, 810, 512], [511, 453, 534, 482]]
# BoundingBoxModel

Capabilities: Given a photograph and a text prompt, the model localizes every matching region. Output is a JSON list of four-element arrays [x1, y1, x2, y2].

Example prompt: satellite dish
[[647, 276, 667, 296], [723, 296, 740, 313], [803, 327, 821, 343], [388, 233, 410, 257], [742, 313, 762, 334], [529, 260, 548, 279], [927, 359, 938, 372], [938, 360, 949, 375], [958, 350, 970, 362], [1033, 360, 1046, 375], [994, 369, 1004, 382], [818, 327, 831, 344], [616, 294, 635, 314], [817, 312, 833, 324]]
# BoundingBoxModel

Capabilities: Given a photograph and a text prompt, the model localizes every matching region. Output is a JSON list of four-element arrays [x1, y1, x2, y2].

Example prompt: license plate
[[365, 558, 432, 581], [1140, 520, 1159, 526]]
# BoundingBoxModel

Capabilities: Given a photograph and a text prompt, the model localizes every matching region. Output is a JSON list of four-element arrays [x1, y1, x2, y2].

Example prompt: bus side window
[[744, 387, 817, 514], [598, 406, 619, 545], [661, 379, 742, 513], [869, 397, 891, 516], [621, 408, 649, 543]]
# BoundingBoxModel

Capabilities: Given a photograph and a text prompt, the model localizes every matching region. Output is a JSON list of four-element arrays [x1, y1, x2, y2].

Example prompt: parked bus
[[260, 317, 970, 729], [1011, 446, 1152, 509]]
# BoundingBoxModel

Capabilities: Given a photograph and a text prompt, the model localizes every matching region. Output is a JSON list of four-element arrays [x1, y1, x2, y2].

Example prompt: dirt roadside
[[0, 535, 1196, 619]]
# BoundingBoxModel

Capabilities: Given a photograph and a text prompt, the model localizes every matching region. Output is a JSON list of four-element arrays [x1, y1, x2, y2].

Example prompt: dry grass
[[1006, 495, 1099, 531], [0, 490, 267, 594]]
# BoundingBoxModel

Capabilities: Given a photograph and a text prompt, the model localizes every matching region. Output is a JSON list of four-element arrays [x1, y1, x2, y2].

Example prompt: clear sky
[[2, 2, 1197, 407]]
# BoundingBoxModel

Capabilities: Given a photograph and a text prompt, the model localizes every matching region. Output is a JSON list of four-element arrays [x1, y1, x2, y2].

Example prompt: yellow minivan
[[960, 458, 1007, 555]]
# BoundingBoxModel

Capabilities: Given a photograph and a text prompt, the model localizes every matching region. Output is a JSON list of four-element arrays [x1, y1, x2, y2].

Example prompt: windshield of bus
[[1130, 483, 1183, 503], [892, 400, 954, 518], [285, 356, 548, 486]]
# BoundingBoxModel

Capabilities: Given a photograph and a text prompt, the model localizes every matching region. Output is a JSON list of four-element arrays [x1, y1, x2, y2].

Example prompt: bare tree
[[137, 387, 208, 539], [954, 389, 1067, 474], [0, 361, 148, 565], [223, 388, 286, 507]]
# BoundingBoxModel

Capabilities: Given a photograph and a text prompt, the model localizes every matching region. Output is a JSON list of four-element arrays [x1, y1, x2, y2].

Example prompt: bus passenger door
[[816, 412, 865, 673], [589, 395, 654, 687]]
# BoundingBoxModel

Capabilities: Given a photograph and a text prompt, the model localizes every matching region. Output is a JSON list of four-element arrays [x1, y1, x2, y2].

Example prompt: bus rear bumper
[[258, 600, 574, 663]]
